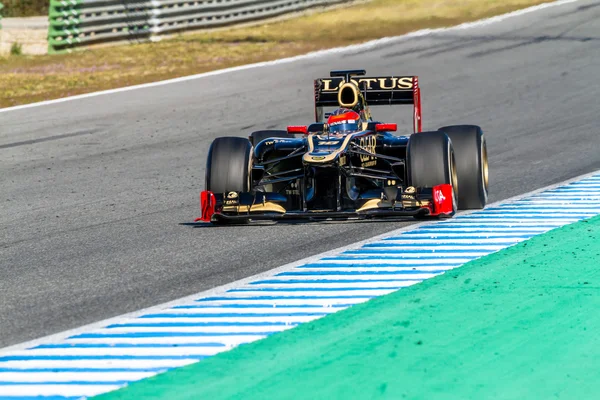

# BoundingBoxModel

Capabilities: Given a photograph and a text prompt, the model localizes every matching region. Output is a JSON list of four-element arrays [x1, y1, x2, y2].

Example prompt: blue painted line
[[469, 210, 596, 215], [414, 224, 551, 229], [174, 303, 353, 309], [0, 397, 81, 400], [33, 342, 226, 349], [479, 204, 599, 208], [0, 355, 207, 361], [525, 197, 600, 201], [475, 211, 597, 216], [228, 287, 405, 292], [0, 368, 168, 373], [391, 234, 536, 239], [298, 263, 464, 269], [373, 241, 516, 246], [321, 255, 477, 261], [430, 223, 563, 228], [519, 199, 600, 203], [454, 215, 585, 219], [492, 202, 600, 206], [303, 261, 472, 267], [277, 270, 447, 276], [407, 230, 545, 235], [107, 321, 299, 328], [71, 332, 273, 339], [556, 187, 600, 190], [139, 312, 330, 318], [0, 381, 130, 386], [195, 295, 375, 301], [343, 248, 493, 254], [250, 279, 429, 285]]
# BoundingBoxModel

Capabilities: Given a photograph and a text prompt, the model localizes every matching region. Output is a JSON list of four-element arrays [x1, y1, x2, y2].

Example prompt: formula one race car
[[197, 69, 488, 224]]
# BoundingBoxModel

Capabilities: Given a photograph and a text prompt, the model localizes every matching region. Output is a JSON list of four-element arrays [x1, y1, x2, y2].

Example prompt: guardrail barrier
[[48, 0, 345, 53]]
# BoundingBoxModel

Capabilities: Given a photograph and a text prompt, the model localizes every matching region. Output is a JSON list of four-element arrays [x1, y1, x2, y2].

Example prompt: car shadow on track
[[180, 217, 421, 228]]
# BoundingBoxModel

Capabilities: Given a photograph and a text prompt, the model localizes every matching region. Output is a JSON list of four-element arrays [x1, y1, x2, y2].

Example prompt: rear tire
[[438, 125, 488, 209], [407, 131, 458, 218], [249, 130, 289, 147]]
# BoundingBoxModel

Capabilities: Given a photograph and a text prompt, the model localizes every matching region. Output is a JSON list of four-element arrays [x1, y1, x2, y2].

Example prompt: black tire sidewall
[[206, 137, 252, 194], [407, 131, 457, 216], [407, 131, 453, 187], [438, 125, 488, 209]]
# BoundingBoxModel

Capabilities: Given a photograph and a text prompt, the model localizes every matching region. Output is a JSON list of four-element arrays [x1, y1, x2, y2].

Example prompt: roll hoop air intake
[[337, 82, 360, 108]]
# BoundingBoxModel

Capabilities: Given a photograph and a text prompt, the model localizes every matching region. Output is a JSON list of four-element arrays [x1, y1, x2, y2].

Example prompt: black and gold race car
[[196, 69, 488, 224]]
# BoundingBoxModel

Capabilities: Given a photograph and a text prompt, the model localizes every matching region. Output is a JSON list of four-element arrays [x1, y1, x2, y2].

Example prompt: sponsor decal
[[311, 156, 326, 160], [435, 188, 446, 203], [359, 135, 377, 165], [362, 160, 377, 167], [320, 77, 414, 92]]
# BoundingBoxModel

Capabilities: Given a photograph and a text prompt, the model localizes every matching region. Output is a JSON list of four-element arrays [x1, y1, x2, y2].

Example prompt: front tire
[[206, 136, 252, 194], [407, 131, 458, 217], [438, 125, 488, 209], [205, 137, 252, 225]]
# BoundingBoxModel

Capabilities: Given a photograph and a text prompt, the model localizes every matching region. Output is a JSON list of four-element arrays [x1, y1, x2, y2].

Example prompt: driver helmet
[[327, 108, 361, 134]]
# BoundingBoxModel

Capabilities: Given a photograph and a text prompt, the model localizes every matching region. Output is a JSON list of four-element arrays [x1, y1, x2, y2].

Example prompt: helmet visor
[[329, 121, 359, 134]]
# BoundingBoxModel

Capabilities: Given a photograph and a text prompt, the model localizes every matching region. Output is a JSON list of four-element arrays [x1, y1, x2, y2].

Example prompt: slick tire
[[438, 125, 488, 209], [205, 137, 252, 225], [249, 130, 289, 147], [407, 131, 458, 218]]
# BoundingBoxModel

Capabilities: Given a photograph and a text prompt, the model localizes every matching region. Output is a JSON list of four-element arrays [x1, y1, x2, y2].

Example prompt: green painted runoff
[[96, 215, 600, 400]]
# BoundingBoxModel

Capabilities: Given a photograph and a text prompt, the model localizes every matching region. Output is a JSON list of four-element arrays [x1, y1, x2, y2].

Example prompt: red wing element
[[287, 125, 308, 134], [413, 77, 422, 133], [196, 190, 216, 222], [375, 123, 397, 132], [430, 184, 454, 216]]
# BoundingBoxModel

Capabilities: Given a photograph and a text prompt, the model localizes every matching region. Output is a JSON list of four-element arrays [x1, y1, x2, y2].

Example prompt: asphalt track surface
[[1, 0, 599, 348]]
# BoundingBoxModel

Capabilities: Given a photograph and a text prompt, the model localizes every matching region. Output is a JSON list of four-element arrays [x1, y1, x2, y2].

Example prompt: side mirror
[[375, 123, 397, 132], [307, 122, 326, 133], [287, 125, 308, 134]]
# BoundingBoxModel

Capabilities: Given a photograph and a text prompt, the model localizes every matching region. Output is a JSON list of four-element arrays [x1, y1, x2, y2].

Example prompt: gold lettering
[[397, 77, 414, 89], [378, 77, 398, 90], [358, 78, 377, 89], [362, 160, 377, 167], [359, 136, 377, 163], [322, 79, 339, 92]]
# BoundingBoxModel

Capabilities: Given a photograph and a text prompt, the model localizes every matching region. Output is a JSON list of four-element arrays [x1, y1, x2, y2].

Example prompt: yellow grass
[[0, 0, 551, 108]]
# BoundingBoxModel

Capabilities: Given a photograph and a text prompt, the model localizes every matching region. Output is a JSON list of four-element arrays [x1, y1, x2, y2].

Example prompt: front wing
[[195, 184, 454, 223]]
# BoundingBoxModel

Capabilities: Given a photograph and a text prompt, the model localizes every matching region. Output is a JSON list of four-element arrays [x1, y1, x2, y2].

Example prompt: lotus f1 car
[[197, 69, 488, 224]]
